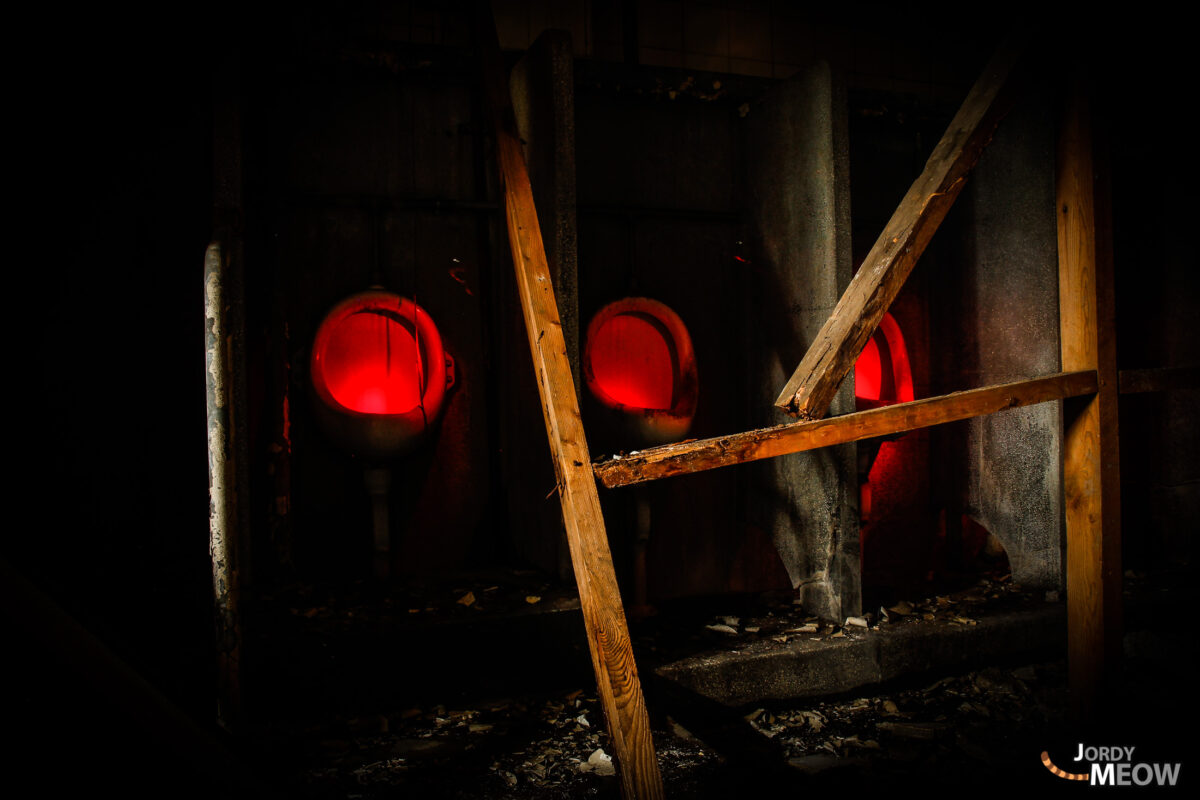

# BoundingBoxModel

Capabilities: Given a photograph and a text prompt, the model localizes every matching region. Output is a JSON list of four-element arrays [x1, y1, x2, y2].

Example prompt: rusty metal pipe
[[364, 467, 392, 580]]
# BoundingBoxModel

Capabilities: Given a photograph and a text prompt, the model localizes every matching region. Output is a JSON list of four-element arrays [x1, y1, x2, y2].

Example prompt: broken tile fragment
[[579, 748, 614, 776]]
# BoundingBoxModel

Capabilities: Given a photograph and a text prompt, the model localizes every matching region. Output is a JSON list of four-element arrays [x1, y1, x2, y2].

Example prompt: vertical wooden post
[[1057, 69, 1121, 722]]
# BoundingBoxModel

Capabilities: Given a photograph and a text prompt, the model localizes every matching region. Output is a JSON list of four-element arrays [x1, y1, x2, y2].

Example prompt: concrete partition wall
[[743, 62, 860, 622], [944, 85, 1063, 591]]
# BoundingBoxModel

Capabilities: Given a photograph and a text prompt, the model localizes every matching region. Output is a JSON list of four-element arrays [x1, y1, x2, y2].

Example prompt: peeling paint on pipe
[[205, 240, 244, 731]]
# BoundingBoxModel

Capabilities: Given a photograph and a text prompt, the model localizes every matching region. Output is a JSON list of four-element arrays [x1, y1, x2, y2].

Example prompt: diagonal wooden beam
[[775, 38, 1026, 419], [477, 6, 663, 799], [597, 371, 1097, 489]]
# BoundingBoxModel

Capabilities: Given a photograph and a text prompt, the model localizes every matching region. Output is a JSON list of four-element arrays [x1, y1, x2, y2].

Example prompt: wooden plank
[[477, 7, 663, 799], [1057, 71, 1122, 723], [774, 38, 1025, 419], [1118, 366, 1200, 394], [596, 371, 1097, 489]]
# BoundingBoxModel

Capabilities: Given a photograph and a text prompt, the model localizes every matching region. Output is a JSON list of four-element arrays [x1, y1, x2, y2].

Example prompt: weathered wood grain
[[774, 38, 1025, 419], [479, 5, 663, 798], [597, 371, 1097, 489], [1057, 71, 1122, 723]]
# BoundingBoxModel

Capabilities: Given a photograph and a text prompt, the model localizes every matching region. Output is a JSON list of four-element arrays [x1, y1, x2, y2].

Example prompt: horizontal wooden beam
[[774, 37, 1026, 420], [596, 371, 1097, 489], [1118, 366, 1200, 395]]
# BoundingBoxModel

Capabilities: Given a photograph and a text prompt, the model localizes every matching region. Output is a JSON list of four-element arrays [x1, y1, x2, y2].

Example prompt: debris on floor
[[250, 571, 1186, 797], [289, 659, 1069, 798]]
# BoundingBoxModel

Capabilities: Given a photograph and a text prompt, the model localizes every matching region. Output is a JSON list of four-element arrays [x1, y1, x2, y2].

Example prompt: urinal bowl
[[584, 297, 698, 447], [854, 311, 913, 411], [310, 289, 454, 461]]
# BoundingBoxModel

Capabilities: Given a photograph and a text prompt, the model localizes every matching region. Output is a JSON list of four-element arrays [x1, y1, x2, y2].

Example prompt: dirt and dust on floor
[[239, 567, 1191, 798], [290, 661, 1069, 798], [231, 563, 1190, 800]]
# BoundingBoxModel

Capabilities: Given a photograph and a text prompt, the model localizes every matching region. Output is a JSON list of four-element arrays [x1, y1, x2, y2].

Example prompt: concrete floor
[[243, 569, 1192, 797]]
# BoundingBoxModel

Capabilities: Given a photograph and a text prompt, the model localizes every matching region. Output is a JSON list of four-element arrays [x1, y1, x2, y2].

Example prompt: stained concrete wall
[[942, 85, 1063, 590], [743, 62, 860, 621]]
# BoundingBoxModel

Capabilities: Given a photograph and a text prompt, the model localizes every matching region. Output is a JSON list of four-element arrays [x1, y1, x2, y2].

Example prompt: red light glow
[[588, 313, 676, 411], [856, 336, 883, 402], [318, 311, 424, 415], [855, 312, 913, 406]]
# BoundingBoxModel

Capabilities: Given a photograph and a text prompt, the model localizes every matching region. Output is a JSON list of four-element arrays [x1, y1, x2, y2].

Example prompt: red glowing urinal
[[310, 290, 455, 579], [854, 311, 913, 522], [584, 297, 697, 616], [310, 289, 454, 460], [854, 312, 913, 410], [583, 298, 698, 447]]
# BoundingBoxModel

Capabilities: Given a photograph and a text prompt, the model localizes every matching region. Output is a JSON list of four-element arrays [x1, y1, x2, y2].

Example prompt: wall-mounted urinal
[[310, 289, 454, 577], [583, 297, 698, 447], [854, 311, 913, 522], [854, 312, 914, 411], [583, 297, 698, 614]]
